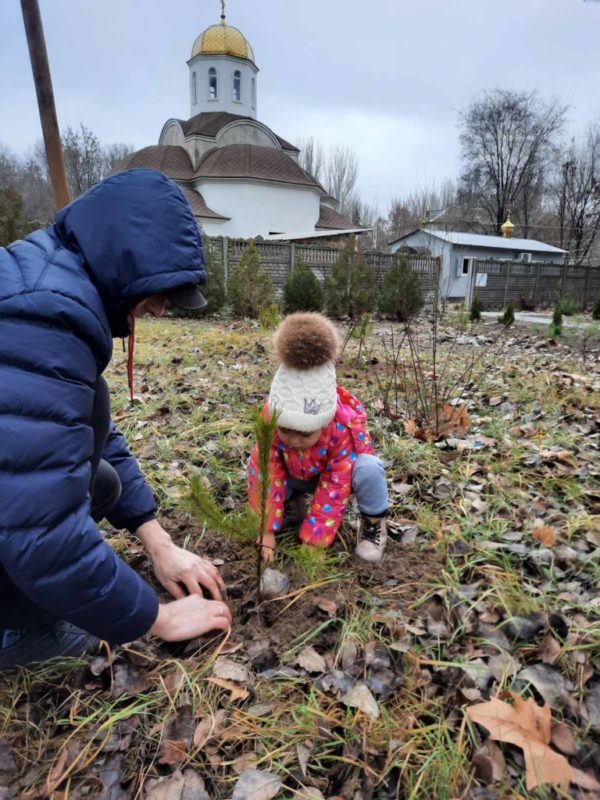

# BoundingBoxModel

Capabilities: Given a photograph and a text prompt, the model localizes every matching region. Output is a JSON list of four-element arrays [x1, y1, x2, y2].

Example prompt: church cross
[[220, 0, 226, 22]]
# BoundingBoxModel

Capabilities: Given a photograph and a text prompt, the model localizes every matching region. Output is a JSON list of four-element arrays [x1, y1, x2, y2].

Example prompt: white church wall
[[196, 181, 321, 238], [189, 55, 257, 119]]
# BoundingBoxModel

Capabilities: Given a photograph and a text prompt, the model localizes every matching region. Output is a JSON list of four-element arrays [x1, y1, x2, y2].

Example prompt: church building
[[114, 2, 360, 240]]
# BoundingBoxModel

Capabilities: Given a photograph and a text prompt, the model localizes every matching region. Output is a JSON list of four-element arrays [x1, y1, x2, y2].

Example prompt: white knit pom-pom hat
[[268, 313, 340, 433]]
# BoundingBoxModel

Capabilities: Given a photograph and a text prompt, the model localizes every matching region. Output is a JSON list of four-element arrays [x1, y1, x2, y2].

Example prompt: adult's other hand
[[149, 595, 231, 641]]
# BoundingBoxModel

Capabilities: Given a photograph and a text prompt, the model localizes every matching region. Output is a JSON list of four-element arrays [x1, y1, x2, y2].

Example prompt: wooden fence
[[207, 237, 441, 307], [468, 260, 600, 310]]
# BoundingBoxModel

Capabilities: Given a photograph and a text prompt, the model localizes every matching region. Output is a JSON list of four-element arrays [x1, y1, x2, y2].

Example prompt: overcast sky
[[1, 0, 599, 211]]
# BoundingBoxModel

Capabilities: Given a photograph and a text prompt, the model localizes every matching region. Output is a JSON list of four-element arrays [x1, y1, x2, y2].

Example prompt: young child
[[248, 312, 389, 563]]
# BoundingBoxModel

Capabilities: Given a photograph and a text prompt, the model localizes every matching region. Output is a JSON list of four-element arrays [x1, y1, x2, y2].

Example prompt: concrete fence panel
[[470, 259, 600, 310], [208, 237, 441, 310]]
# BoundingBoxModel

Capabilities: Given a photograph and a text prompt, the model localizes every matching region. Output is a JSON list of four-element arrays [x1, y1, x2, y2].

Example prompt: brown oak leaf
[[466, 692, 571, 791]]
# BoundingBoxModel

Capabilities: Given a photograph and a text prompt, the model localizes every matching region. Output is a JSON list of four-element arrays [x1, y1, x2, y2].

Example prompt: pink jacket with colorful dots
[[248, 386, 375, 547]]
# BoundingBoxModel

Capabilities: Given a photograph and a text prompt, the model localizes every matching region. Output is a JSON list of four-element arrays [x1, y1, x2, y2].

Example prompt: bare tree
[[1, 127, 135, 231], [459, 89, 567, 235], [61, 124, 107, 197], [325, 144, 358, 210], [297, 137, 358, 208], [554, 127, 600, 264], [104, 142, 135, 173], [386, 180, 459, 242], [297, 136, 325, 183]]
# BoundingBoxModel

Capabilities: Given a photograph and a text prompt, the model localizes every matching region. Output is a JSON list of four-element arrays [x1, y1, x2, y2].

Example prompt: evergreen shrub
[[324, 235, 376, 319], [499, 301, 515, 327], [229, 240, 274, 318], [283, 260, 323, 313], [379, 254, 423, 321], [469, 295, 482, 322]]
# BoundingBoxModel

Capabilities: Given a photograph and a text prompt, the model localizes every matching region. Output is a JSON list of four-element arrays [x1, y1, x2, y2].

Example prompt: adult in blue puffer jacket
[[0, 168, 231, 669]]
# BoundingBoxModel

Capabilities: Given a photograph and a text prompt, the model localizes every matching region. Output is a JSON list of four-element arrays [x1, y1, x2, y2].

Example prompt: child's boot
[[355, 515, 387, 562]]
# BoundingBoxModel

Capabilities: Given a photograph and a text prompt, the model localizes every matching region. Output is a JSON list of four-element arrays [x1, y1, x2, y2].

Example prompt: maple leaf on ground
[[466, 692, 571, 791], [531, 519, 557, 547]]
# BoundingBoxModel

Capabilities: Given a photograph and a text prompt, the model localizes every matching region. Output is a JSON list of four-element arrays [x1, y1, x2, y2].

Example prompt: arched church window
[[251, 77, 256, 108], [192, 71, 197, 104], [209, 67, 218, 100], [233, 70, 241, 102]]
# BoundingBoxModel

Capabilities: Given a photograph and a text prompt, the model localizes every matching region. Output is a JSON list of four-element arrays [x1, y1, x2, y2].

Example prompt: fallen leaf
[[516, 664, 571, 709], [46, 747, 69, 794], [341, 683, 380, 719], [550, 722, 577, 756], [297, 789, 325, 800], [296, 646, 326, 673], [531, 520, 557, 547], [297, 743, 311, 777], [97, 754, 128, 800], [539, 634, 562, 665], [158, 739, 187, 766], [466, 692, 571, 791], [145, 768, 209, 800], [206, 677, 250, 702], [232, 752, 259, 775], [472, 738, 505, 784], [0, 742, 16, 783], [570, 766, 600, 791], [316, 598, 337, 617], [231, 768, 282, 800], [111, 663, 150, 698], [213, 657, 250, 684]]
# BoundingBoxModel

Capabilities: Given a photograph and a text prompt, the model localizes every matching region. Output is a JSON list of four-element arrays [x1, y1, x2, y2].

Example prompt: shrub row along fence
[[208, 237, 441, 308], [468, 259, 600, 310]]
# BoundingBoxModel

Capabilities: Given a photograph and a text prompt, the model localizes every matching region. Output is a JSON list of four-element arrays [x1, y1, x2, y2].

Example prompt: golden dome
[[501, 214, 515, 238], [191, 22, 255, 64]]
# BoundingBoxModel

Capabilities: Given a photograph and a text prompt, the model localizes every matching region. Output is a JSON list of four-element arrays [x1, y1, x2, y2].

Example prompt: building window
[[192, 71, 197, 104], [462, 257, 471, 275], [251, 77, 256, 107], [208, 67, 218, 99], [233, 70, 241, 101]]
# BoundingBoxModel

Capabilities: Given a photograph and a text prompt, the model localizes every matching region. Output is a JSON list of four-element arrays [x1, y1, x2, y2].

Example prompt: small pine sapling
[[592, 294, 600, 321], [549, 301, 563, 337], [379, 254, 423, 321], [499, 301, 515, 327], [283, 260, 323, 313], [558, 294, 578, 316], [456, 302, 469, 332], [253, 408, 280, 615], [470, 295, 482, 322], [259, 303, 282, 330]]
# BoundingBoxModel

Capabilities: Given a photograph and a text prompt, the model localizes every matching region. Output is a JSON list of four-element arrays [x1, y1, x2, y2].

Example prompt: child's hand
[[260, 532, 276, 563]]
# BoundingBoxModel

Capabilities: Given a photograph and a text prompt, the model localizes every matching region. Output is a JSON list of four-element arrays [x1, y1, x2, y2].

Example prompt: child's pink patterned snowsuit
[[248, 386, 375, 546]]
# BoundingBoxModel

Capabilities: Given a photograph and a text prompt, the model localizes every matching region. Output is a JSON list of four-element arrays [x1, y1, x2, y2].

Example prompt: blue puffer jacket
[[0, 169, 205, 644]]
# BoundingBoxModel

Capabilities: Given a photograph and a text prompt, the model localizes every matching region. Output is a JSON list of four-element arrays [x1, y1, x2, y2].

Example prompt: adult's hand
[[149, 595, 231, 641], [136, 519, 224, 601]]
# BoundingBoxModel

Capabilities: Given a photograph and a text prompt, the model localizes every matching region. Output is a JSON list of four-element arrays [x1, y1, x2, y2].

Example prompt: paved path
[[481, 311, 596, 329]]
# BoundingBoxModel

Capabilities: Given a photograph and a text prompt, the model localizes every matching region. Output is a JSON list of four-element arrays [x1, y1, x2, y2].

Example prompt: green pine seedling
[[549, 301, 563, 337], [498, 301, 515, 327], [470, 296, 482, 322]]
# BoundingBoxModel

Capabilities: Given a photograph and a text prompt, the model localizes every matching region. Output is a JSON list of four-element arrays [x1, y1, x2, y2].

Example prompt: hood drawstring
[[127, 312, 136, 404]]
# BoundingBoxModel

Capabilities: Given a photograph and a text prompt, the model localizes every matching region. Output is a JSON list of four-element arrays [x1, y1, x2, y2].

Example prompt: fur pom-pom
[[273, 312, 339, 369]]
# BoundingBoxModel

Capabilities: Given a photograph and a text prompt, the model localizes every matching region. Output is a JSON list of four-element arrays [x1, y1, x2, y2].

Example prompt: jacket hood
[[53, 169, 205, 337]]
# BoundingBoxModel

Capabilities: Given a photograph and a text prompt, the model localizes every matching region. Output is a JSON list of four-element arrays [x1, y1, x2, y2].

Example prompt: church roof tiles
[[197, 143, 324, 190]]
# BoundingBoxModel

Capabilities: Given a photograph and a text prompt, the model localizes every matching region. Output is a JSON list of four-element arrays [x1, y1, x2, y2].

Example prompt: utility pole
[[21, 0, 70, 210]]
